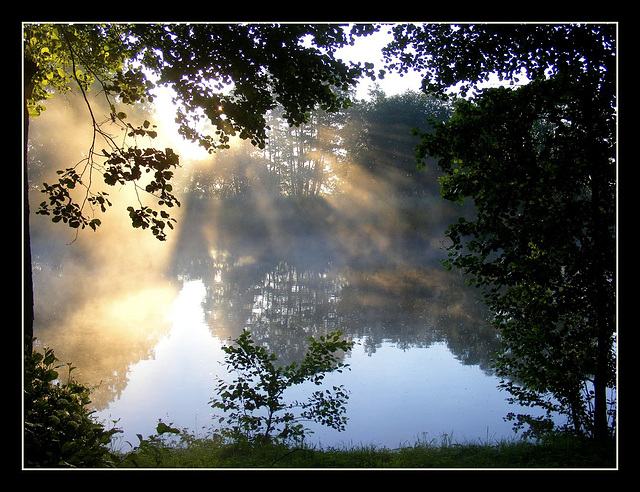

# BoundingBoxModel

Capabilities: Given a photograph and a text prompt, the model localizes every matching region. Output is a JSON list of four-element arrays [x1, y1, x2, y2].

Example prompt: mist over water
[[27, 87, 549, 448]]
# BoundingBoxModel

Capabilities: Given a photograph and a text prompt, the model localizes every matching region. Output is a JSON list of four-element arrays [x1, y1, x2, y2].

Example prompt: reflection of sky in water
[[97, 279, 546, 449], [97, 281, 226, 446], [29, 75, 567, 453], [295, 342, 523, 448]]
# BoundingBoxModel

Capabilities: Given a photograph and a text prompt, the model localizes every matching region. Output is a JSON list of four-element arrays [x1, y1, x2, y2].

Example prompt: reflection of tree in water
[[171, 198, 500, 374], [29, 90, 499, 418], [240, 261, 346, 364], [166, 139, 500, 372], [337, 266, 498, 374], [31, 241, 179, 411], [30, 188, 181, 411], [199, 255, 348, 365]]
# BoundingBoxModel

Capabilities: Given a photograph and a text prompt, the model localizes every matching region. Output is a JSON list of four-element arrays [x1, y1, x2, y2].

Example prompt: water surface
[[31, 194, 548, 449]]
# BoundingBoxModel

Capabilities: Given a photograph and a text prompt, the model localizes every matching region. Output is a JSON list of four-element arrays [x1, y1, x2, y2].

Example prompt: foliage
[[343, 88, 453, 196], [260, 105, 350, 196], [25, 24, 180, 241], [385, 23, 616, 439], [24, 23, 378, 241], [24, 24, 146, 118], [384, 23, 615, 101], [37, 144, 181, 240], [177, 90, 453, 200], [119, 420, 184, 468], [23, 339, 121, 467], [210, 330, 354, 445], [128, 23, 379, 152]]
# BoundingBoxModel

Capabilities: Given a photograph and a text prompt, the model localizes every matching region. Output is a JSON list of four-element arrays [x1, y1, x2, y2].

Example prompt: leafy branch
[[34, 26, 181, 241]]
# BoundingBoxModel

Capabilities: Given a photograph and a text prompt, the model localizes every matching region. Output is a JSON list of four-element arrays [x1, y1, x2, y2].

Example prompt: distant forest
[[174, 87, 453, 201]]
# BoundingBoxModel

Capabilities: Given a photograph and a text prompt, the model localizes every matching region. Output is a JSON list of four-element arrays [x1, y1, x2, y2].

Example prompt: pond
[[31, 192, 551, 449]]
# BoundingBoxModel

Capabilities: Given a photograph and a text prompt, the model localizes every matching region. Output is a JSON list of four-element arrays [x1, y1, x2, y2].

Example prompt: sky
[[334, 24, 424, 99]]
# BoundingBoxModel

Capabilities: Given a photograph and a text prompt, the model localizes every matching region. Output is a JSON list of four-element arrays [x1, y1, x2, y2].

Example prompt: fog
[[27, 84, 509, 445], [28, 89, 187, 407]]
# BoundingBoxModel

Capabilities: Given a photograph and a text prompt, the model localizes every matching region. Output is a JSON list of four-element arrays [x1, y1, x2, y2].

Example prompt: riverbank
[[112, 433, 616, 469]]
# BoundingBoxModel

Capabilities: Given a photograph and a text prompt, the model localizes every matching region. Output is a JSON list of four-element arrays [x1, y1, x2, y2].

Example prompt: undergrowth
[[112, 424, 616, 469]]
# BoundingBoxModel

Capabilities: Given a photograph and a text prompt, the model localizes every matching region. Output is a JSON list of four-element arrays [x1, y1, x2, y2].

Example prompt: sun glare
[[151, 85, 211, 163]]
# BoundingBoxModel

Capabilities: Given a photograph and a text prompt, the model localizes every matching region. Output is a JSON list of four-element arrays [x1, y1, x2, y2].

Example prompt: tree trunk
[[583, 81, 615, 441], [591, 174, 613, 441], [24, 57, 37, 353]]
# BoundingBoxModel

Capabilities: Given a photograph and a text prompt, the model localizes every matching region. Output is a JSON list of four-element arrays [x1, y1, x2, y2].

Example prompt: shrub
[[24, 339, 121, 467], [210, 330, 353, 445]]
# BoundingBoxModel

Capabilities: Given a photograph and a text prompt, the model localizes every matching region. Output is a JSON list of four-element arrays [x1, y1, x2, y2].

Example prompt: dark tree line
[[386, 23, 616, 440]]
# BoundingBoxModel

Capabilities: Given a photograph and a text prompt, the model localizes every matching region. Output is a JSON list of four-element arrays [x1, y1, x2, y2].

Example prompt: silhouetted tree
[[386, 23, 616, 440], [343, 87, 452, 196]]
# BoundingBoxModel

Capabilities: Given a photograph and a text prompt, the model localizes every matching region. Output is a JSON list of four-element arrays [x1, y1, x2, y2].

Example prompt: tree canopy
[[24, 23, 379, 238], [384, 23, 615, 101], [128, 24, 378, 151]]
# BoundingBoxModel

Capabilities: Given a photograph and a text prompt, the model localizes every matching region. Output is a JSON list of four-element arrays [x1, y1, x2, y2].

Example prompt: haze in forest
[[27, 66, 492, 411]]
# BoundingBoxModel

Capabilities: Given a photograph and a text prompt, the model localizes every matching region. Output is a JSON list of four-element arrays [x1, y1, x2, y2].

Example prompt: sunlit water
[[95, 280, 226, 446], [94, 278, 543, 450]]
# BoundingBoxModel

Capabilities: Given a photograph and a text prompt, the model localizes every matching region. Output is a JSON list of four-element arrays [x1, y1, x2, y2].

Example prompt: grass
[[111, 431, 617, 469]]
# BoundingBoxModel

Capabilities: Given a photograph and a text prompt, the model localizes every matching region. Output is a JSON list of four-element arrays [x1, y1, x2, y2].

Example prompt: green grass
[[111, 432, 617, 469]]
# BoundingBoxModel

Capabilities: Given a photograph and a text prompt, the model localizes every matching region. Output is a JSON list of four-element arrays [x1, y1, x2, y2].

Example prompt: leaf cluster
[[384, 23, 615, 100], [24, 24, 140, 116], [210, 330, 354, 444], [36, 168, 105, 231], [37, 143, 181, 241], [104, 145, 181, 237]]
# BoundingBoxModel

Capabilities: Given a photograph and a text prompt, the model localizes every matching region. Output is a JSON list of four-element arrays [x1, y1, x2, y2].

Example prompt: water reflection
[[27, 88, 518, 447], [292, 341, 525, 447], [97, 280, 228, 445], [31, 189, 508, 445], [169, 193, 498, 371]]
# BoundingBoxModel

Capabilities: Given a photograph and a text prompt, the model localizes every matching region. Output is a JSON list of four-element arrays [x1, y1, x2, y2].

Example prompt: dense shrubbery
[[23, 339, 121, 467]]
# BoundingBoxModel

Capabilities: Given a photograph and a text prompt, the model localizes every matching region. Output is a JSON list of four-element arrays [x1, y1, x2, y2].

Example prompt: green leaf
[[156, 422, 180, 435]]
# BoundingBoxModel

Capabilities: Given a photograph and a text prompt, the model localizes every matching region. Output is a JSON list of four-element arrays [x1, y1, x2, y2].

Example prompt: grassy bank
[[113, 433, 616, 469]]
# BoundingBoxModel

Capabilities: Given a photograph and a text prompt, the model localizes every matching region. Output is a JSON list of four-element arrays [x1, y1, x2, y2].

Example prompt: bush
[[210, 330, 354, 445], [24, 339, 121, 467]]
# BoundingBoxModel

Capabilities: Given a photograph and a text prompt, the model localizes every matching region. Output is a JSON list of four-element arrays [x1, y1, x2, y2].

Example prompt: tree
[[210, 330, 353, 444], [384, 23, 616, 440], [342, 86, 452, 197], [128, 24, 378, 152], [23, 22, 379, 345], [259, 104, 350, 196]]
